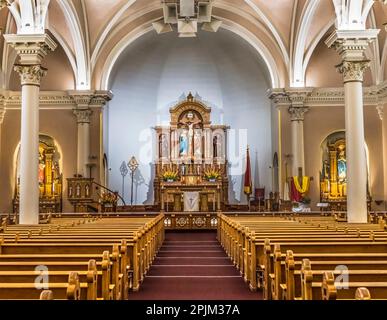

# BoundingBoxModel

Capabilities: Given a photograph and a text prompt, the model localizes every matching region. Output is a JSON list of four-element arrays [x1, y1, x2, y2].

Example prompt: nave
[[0, 212, 387, 300]]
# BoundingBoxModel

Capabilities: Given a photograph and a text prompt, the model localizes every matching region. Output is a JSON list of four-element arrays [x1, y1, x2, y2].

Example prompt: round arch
[[99, 18, 282, 90]]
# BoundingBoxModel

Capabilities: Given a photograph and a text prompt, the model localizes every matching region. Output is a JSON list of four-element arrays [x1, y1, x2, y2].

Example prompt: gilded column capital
[[14, 64, 47, 86], [336, 60, 370, 83], [73, 108, 93, 124], [288, 106, 309, 122]]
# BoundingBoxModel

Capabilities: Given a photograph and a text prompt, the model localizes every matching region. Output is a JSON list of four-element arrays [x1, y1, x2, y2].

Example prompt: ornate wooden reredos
[[153, 93, 230, 210], [155, 93, 229, 164]]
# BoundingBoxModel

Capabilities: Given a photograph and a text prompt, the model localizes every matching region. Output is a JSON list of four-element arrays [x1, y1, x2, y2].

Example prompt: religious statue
[[178, 111, 201, 158], [159, 134, 169, 159], [323, 160, 330, 180], [179, 131, 188, 156], [213, 135, 218, 158], [213, 134, 222, 158], [181, 164, 186, 176], [194, 130, 202, 158], [337, 149, 346, 183], [76, 184, 81, 197]]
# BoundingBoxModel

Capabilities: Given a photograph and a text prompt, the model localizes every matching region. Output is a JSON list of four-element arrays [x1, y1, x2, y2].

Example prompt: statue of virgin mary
[[179, 131, 188, 156]]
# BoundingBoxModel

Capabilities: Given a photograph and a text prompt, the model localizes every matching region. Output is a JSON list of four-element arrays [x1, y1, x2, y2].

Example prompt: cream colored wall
[[279, 104, 384, 211], [0, 110, 21, 213], [0, 108, 101, 213]]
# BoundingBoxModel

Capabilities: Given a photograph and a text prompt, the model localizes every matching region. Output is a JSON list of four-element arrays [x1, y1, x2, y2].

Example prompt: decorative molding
[[268, 85, 387, 108], [2, 90, 112, 110], [70, 90, 113, 109], [287, 88, 313, 107], [70, 91, 94, 108], [14, 65, 47, 86], [336, 60, 370, 83], [4, 34, 57, 65], [325, 30, 379, 61]]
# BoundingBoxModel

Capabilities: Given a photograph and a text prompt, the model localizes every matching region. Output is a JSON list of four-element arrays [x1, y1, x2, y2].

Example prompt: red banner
[[244, 147, 252, 195]]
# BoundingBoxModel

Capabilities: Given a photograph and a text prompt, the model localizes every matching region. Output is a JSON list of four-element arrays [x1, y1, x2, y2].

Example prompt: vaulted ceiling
[[1, 0, 387, 90]]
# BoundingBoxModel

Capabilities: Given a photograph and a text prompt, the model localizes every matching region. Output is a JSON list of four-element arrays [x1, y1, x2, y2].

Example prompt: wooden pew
[[0, 215, 165, 300], [280, 250, 387, 300], [218, 214, 387, 300]]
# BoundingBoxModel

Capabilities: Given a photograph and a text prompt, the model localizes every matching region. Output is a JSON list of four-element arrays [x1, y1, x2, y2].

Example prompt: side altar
[[154, 93, 229, 214]]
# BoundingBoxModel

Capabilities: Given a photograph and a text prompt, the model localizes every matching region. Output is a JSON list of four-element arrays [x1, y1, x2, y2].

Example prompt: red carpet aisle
[[129, 232, 262, 300]]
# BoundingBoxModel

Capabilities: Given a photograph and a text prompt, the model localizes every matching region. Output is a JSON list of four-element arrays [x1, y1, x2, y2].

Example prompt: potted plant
[[204, 168, 220, 182], [162, 170, 179, 182]]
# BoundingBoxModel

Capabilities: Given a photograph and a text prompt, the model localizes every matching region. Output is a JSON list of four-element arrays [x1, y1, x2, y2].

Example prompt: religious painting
[[337, 150, 347, 183]]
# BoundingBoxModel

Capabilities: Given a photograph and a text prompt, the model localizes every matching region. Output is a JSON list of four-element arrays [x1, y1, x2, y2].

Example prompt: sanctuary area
[[0, 0, 387, 302]]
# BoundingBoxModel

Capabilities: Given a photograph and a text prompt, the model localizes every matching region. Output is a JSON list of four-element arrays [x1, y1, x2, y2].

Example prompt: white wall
[[107, 29, 273, 205]]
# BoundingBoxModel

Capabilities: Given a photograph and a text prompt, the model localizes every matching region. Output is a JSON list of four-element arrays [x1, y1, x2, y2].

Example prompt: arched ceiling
[[0, 0, 387, 90]]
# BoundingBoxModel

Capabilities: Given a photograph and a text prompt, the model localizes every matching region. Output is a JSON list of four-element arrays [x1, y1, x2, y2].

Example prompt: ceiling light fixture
[[153, 0, 222, 37]]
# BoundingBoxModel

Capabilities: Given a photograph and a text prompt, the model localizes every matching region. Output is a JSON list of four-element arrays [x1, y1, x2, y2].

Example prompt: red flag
[[244, 147, 252, 195]]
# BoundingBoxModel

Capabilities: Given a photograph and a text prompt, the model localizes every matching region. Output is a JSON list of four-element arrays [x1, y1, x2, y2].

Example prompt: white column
[[73, 108, 92, 177], [288, 106, 308, 176], [342, 65, 368, 223], [17, 69, 44, 224], [326, 30, 379, 223], [5, 34, 56, 225]]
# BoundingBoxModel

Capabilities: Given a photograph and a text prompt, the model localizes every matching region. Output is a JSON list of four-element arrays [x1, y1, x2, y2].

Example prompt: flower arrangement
[[162, 169, 179, 182], [204, 168, 221, 181]]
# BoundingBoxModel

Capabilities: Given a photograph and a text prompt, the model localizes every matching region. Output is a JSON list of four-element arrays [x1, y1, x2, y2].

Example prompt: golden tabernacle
[[13, 135, 63, 213], [153, 93, 229, 212], [320, 132, 371, 211]]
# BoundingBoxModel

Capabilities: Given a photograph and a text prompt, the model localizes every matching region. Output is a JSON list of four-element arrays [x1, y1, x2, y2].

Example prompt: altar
[[153, 93, 229, 214]]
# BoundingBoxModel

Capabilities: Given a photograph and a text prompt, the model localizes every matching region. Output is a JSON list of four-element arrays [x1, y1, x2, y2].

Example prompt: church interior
[[1, 0, 387, 302]]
